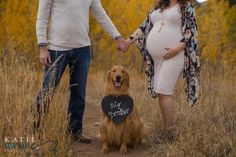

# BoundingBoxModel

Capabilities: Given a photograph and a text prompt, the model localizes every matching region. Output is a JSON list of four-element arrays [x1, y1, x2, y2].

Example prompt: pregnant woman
[[125, 0, 200, 133]]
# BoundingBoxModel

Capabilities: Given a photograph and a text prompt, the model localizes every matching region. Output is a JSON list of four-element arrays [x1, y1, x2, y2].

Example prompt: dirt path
[[72, 98, 152, 157]]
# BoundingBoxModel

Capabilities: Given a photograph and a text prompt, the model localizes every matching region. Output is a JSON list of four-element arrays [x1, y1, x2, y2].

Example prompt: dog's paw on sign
[[101, 95, 134, 124]]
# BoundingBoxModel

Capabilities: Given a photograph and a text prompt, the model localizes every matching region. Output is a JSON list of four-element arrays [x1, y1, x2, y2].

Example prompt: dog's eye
[[113, 70, 116, 73], [121, 71, 125, 73]]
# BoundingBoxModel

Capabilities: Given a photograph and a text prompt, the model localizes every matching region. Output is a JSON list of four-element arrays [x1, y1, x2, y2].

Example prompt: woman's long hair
[[154, 0, 189, 19]]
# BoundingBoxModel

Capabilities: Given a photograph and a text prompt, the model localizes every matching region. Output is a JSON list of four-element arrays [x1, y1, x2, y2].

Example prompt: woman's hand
[[162, 48, 179, 60], [162, 43, 186, 60]]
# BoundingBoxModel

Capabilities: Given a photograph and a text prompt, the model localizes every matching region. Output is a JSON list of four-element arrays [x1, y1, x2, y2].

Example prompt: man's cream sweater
[[36, 0, 121, 51]]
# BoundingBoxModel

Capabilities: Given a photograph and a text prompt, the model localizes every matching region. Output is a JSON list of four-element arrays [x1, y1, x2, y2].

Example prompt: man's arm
[[36, 0, 53, 65], [90, 0, 129, 52], [36, 0, 54, 46], [90, 0, 121, 39]]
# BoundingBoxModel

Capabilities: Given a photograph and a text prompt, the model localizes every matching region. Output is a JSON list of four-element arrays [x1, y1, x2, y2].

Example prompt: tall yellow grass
[[0, 55, 236, 156]]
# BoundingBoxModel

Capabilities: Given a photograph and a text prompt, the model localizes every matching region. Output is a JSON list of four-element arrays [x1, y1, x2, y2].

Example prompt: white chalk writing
[[108, 101, 130, 119], [110, 101, 121, 110]]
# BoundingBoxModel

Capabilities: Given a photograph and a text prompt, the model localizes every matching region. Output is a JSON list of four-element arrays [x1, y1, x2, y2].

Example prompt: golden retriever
[[100, 65, 144, 155]]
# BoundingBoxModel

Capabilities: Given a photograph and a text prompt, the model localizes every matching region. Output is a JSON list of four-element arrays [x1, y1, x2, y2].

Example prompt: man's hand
[[116, 37, 130, 52], [39, 47, 51, 66]]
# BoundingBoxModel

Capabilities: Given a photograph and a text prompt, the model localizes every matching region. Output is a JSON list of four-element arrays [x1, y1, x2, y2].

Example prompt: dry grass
[[0, 57, 236, 157]]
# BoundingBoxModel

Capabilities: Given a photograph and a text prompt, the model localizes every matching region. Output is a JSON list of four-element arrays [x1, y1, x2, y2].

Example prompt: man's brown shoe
[[72, 134, 92, 143]]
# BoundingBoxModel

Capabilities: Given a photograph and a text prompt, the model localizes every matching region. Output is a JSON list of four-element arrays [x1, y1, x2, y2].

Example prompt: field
[[1, 0, 236, 156], [0, 57, 235, 157]]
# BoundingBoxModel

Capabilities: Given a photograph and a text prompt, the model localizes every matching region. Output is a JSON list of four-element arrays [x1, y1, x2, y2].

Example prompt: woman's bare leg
[[158, 94, 174, 130]]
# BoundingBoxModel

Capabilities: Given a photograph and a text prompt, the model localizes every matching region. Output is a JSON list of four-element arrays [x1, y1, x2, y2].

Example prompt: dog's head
[[106, 65, 129, 91]]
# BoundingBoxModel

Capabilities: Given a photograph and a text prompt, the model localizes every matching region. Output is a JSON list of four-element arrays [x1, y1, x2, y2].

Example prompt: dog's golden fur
[[100, 65, 144, 154]]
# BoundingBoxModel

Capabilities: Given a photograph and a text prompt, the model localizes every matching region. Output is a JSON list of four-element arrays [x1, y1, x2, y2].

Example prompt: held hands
[[116, 37, 131, 52]]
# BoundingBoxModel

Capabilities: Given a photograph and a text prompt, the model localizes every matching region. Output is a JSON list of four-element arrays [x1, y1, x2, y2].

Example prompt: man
[[36, 0, 128, 143]]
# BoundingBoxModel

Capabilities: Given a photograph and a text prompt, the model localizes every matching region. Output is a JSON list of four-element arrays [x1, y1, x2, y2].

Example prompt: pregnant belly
[[146, 25, 183, 59]]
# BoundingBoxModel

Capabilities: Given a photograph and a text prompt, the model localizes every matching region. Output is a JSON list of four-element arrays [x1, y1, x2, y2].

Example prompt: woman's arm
[[180, 4, 198, 46], [175, 42, 186, 52], [126, 9, 153, 44], [126, 28, 143, 44], [163, 4, 198, 60]]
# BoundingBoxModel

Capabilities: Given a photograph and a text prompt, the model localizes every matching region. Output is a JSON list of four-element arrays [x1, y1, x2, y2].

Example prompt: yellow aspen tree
[[1, 0, 38, 62], [197, 0, 229, 64], [227, 5, 236, 64]]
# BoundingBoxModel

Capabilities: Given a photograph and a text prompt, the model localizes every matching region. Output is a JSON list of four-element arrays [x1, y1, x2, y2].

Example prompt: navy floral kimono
[[129, 3, 200, 106]]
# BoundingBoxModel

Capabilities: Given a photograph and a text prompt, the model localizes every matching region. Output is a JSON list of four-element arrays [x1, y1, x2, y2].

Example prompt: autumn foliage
[[0, 0, 235, 69], [0, 1, 236, 156]]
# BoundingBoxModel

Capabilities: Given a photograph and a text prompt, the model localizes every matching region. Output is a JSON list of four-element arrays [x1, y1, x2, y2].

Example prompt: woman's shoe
[[154, 126, 180, 144]]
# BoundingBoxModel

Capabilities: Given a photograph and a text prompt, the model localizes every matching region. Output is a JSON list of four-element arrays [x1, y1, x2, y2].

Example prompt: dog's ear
[[126, 78, 130, 89], [124, 68, 130, 88], [105, 70, 111, 81], [124, 67, 129, 75]]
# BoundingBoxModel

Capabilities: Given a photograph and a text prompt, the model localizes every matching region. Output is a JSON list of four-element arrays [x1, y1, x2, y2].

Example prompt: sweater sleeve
[[91, 0, 121, 39], [36, 0, 54, 45]]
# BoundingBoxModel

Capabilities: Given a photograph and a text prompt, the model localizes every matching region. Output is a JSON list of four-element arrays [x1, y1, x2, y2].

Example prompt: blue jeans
[[36, 46, 90, 135]]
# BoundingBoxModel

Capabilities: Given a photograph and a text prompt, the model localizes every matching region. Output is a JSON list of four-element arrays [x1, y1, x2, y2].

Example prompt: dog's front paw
[[100, 147, 109, 154], [120, 147, 127, 155]]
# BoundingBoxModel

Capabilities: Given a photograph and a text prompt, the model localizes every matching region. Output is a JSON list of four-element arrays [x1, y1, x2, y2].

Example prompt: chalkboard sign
[[101, 95, 134, 124]]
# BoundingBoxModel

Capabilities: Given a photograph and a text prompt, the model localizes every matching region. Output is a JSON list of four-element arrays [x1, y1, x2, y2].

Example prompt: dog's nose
[[116, 75, 121, 81]]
